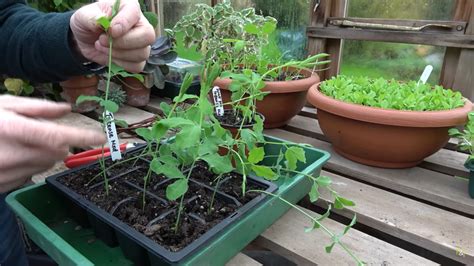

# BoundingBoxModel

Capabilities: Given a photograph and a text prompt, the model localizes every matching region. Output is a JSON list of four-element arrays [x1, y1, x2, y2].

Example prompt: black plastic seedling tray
[[46, 145, 277, 265], [152, 80, 200, 99]]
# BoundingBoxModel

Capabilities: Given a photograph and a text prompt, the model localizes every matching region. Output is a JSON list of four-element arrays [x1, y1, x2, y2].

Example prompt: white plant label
[[418, 65, 433, 85], [212, 86, 225, 117], [104, 111, 122, 161]]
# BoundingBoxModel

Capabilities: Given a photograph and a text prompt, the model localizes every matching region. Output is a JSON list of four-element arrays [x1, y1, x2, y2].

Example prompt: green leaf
[[158, 155, 179, 166], [114, 119, 128, 128], [334, 198, 344, 209], [176, 124, 201, 149], [201, 153, 233, 174], [343, 214, 357, 235], [159, 117, 194, 128], [244, 23, 259, 34], [158, 162, 186, 179], [198, 137, 220, 156], [143, 11, 158, 28], [22, 84, 34, 95], [76, 95, 102, 105], [96, 16, 111, 31], [53, 0, 62, 7], [248, 147, 264, 164], [262, 21, 276, 34], [181, 73, 195, 94], [100, 100, 119, 113], [285, 146, 306, 170], [160, 102, 172, 116], [338, 197, 356, 207], [166, 179, 188, 201], [325, 242, 336, 254], [252, 165, 277, 180], [4, 78, 23, 95], [234, 40, 245, 53], [173, 94, 199, 103], [152, 123, 168, 140], [309, 181, 319, 203], [111, 0, 121, 19], [150, 158, 162, 174], [316, 175, 332, 187], [136, 128, 153, 141]]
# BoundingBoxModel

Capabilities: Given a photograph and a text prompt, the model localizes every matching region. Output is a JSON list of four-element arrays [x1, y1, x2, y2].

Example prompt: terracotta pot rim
[[59, 75, 99, 89], [120, 77, 148, 91], [214, 68, 320, 94], [307, 83, 473, 127]]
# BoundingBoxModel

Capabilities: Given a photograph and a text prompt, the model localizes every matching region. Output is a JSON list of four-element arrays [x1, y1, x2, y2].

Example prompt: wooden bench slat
[[114, 105, 156, 125], [32, 160, 69, 183], [316, 170, 474, 264], [143, 95, 171, 115], [226, 253, 262, 266], [287, 115, 469, 178], [265, 129, 474, 216], [256, 208, 436, 265]]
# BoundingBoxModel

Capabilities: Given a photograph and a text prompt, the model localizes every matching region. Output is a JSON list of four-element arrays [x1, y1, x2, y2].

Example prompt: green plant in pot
[[307, 75, 473, 168], [2, 77, 34, 96], [449, 112, 474, 198], [171, 0, 325, 128]]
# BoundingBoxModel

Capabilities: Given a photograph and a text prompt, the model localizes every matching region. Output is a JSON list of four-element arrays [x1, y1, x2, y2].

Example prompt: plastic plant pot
[[6, 135, 330, 266], [152, 80, 200, 99]]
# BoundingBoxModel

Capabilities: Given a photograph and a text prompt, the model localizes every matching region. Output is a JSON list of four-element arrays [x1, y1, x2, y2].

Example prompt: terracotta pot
[[213, 68, 319, 129], [121, 77, 150, 107], [60, 75, 99, 113], [307, 83, 473, 168]]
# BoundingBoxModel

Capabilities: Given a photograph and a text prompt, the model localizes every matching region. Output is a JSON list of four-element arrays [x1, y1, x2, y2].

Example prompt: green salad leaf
[[320, 75, 465, 111]]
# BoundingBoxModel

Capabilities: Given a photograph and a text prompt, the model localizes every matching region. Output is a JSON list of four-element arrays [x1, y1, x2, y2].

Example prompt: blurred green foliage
[[342, 0, 456, 84]]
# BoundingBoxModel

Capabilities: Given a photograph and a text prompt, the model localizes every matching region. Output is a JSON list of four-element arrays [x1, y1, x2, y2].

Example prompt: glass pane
[[231, 0, 311, 60], [163, 0, 212, 29], [348, 0, 456, 20], [341, 41, 445, 84], [342, 0, 456, 84]]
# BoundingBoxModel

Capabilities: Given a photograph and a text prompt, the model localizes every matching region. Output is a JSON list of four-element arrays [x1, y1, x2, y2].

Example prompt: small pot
[[121, 77, 150, 107], [213, 68, 319, 129], [464, 159, 474, 198], [307, 83, 473, 168], [217, 110, 264, 157], [60, 75, 99, 113]]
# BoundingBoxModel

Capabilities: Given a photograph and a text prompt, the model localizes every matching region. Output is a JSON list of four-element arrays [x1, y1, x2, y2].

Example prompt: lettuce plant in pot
[[171, 1, 326, 128], [307, 75, 473, 168], [449, 112, 474, 198]]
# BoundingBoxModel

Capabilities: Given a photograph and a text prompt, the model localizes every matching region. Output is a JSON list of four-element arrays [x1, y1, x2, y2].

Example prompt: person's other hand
[[70, 0, 156, 73], [0, 95, 106, 193]]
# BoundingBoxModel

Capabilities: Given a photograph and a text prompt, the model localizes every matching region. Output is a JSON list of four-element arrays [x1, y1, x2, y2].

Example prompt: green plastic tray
[[6, 135, 330, 265]]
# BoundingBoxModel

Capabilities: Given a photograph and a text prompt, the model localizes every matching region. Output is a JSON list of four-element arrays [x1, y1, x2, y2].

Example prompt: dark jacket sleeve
[[0, 0, 91, 82]]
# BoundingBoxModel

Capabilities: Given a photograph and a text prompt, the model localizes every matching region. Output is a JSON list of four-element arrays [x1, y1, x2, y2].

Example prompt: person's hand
[[70, 0, 156, 73], [0, 95, 106, 193]]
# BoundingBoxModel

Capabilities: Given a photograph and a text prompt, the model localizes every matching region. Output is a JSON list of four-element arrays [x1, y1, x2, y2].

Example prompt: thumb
[[109, 0, 141, 38]]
